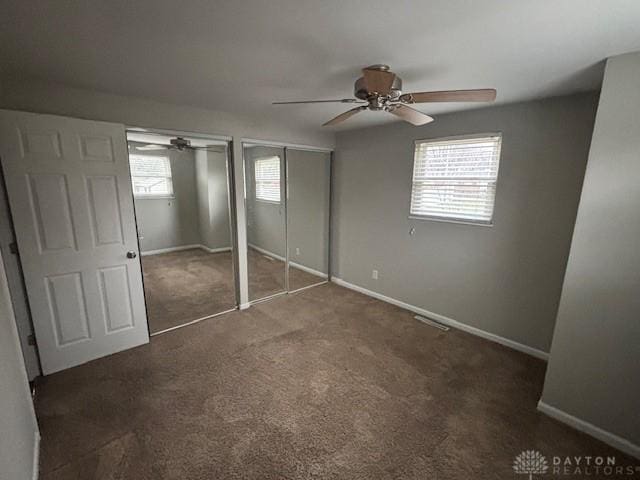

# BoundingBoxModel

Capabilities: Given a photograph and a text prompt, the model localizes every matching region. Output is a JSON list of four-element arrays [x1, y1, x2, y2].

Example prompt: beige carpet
[[34, 283, 634, 479]]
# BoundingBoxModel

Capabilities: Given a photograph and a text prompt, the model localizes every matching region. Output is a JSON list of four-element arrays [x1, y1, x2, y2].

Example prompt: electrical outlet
[[295, 247, 300, 256], [372, 269, 378, 280]]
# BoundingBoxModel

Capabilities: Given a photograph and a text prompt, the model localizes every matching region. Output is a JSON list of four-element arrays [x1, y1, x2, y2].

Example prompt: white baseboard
[[199, 245, 232, 254], [140, 244, 201, 256], [32, 431, 40, 480], [248, 243, 285, 262], [239, 302, 251, 310], [289, 261, 328, 279], [141, 244, 231, 256], [248, 244, 327, 279], [331, 277, 549, 361], [537, 401, 640, 459]]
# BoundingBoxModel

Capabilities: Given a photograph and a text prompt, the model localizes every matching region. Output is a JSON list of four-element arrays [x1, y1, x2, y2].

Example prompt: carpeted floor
[[34, 283, 634, 479], [142, 248, 325, 333], [247, 248, 326, 300], [141, 249, 237, 333]]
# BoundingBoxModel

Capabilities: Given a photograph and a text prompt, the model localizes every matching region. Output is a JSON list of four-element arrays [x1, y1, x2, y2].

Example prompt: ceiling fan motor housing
[[354, 75, 403, 101]]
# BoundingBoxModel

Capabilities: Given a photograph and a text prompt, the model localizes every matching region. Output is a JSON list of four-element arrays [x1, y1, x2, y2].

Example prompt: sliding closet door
[[286, 149, 330, 291], [244, 144, 286, 301], [193, 144, 238, 314], [128, 132, 237, 334]]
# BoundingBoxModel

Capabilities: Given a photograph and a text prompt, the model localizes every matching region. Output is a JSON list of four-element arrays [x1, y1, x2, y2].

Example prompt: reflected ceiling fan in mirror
[[135, 137, 194, 151], [273, 65, 496, 127]]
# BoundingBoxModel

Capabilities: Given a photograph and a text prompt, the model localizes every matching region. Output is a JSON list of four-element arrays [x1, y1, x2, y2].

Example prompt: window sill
[[408, 215, 493, 227], [255, 199, 281, 205]]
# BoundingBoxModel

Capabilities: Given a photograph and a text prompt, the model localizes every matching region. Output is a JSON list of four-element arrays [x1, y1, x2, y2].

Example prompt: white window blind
[[410, 134, 502, 224], [255, 156, 281, 202], [129, 155, 174, 198]]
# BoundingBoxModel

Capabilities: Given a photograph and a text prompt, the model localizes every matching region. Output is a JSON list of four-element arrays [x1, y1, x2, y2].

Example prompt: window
[[129, 155, 173, 198], [410, 134, 502, 224], [254, 156, 281, 202]]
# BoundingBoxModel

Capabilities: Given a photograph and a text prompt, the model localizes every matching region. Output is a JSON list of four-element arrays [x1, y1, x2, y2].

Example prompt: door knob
[[127, 251, 137, 259]]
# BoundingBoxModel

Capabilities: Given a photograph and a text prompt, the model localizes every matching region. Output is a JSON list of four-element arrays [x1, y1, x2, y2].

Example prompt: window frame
[[408, 132, 502, 227], [254, 156, 282, 204], [129, 154, 175, 199]]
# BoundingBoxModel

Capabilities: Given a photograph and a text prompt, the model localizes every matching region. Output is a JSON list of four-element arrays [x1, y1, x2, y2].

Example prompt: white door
[[0, 110, 149, 374]]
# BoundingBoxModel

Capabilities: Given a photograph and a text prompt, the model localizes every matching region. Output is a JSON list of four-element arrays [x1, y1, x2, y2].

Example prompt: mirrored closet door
[[127, 132, 238, 334], [286, 149, 330, 291], [243, 143, 331, 303], [244, 144, 287, 301]]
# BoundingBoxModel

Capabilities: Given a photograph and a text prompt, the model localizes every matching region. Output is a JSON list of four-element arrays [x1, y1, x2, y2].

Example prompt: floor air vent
[[414, 315, 450, 331]]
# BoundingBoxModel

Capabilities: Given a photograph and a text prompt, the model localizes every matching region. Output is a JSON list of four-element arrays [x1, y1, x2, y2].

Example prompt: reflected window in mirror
[[129, 154, 174, 198], [254, 156, 281, 203]]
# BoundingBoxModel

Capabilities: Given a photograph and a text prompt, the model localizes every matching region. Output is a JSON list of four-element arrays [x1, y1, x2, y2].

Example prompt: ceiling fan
[[134, 137, 193, 151], [273, 64, 496, 127]]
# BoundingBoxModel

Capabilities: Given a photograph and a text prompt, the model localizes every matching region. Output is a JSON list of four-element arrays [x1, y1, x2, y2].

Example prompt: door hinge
[[9, 241, 19, 255], [27, 334, 36, 346]]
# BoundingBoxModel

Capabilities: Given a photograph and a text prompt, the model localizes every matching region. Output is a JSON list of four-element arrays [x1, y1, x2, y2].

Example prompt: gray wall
[[195, 148, 232, 250], [287, 149, 330, 274], [245, 146, 286, 258], [541, 53, 640, 449], [131, 144, 200, 253], [0, 250, 39, 480], [332, 93, 598, 353]]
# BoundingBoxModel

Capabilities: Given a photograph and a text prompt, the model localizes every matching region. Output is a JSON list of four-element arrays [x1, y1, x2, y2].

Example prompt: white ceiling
[[2, 0, 640, 132]]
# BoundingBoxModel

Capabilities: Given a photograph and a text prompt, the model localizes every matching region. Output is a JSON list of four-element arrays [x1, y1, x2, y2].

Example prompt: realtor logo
[[513, 450, 549, 479]]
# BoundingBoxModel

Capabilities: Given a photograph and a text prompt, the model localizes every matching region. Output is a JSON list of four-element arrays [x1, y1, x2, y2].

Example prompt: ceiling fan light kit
[[273, 64, 497, 127]]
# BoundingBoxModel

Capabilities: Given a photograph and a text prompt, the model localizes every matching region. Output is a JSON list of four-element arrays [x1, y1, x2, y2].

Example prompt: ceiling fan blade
[[273, 99, 363, 105], [136, 144, 167, 151], [322, 106, 367, 127], [362, 68, 396, 96], [387, 105, 434, 126], [400, 89, 497, 103]]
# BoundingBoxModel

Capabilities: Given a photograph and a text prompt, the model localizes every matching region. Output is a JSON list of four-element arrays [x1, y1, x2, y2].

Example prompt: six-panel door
[[0, 110, 149, 374]]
